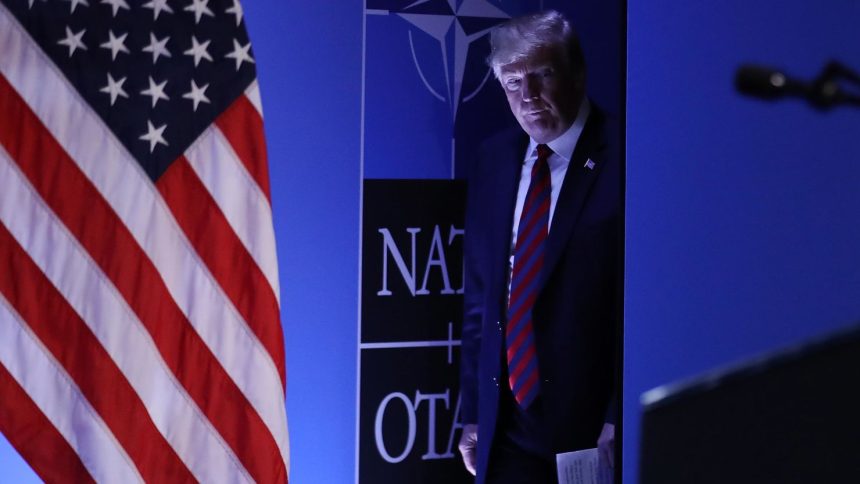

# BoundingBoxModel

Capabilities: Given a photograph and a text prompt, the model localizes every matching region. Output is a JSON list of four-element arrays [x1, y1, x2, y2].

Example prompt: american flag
[[0, 0, 289, 482]]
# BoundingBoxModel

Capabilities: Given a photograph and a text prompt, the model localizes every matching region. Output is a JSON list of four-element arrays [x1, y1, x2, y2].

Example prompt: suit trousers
[[485, 431, 557, 484], [485, 379, 557, 484]]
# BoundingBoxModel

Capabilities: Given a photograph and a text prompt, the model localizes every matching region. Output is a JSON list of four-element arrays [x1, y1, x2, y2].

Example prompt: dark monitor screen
[[639, 323, 860, 484]]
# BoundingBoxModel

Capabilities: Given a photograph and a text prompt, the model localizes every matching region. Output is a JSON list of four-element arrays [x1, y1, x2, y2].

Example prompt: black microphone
[[734, 65, 810, 100], [735, 62, 860, 110]]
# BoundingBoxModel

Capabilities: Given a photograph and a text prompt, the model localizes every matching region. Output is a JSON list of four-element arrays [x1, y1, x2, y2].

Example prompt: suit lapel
[[488, 134, 528, 282], [538, 111, 606, 291]]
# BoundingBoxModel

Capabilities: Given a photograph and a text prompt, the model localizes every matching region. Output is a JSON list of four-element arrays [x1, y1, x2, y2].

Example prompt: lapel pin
[[584, 159, 595, 170]]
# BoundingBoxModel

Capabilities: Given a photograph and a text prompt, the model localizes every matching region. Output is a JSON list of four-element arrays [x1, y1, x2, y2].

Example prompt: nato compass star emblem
[[367, 0, 512, 120]]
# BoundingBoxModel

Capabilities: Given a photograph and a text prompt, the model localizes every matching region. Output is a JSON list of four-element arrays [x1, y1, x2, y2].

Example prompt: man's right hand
[[458, 423, 479, 476]]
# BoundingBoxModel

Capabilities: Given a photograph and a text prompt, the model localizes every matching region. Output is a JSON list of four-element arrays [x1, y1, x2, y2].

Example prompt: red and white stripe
[[0, 4, 289, 483]]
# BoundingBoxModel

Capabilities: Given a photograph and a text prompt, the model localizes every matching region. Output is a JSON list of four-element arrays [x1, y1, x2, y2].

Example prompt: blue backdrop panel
[[625, 1, 860, 482], [363, 1, 541, 180], [245, 3, 363, 484], [363, 0, 622, 180], [364, 10, 456, 179]]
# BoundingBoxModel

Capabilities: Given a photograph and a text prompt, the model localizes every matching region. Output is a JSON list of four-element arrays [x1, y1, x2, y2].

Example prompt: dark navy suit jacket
[[460, 106, 620, 483]]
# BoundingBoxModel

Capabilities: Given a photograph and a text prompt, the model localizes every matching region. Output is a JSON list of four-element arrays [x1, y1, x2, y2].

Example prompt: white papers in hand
[[556, 447, 613, 484]]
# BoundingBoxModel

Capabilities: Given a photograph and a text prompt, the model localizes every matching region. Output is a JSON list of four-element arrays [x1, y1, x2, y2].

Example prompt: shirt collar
[[526, 97, 591, 162]]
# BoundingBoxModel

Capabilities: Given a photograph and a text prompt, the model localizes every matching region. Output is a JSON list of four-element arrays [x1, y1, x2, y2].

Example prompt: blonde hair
[[487, 10, 585, 84]]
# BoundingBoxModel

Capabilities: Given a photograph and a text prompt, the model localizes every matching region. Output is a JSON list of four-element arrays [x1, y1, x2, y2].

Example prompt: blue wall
[[625, 1, 860, 482], [245, 3, 363, 483]]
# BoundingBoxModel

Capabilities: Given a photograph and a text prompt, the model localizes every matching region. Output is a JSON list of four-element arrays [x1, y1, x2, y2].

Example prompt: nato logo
[[364, 1, 540, 179], [367, 0, 510, 120]]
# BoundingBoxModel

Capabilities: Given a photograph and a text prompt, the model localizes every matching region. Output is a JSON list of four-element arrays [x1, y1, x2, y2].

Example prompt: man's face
[[498, 46, 582, 144]]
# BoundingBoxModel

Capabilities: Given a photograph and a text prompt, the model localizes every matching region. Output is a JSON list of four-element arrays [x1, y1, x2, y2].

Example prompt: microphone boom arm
[[735, 60, 860, 110]]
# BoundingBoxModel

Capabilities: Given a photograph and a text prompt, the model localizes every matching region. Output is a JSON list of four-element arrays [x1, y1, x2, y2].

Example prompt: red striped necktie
[[507, 143, 552, 408]]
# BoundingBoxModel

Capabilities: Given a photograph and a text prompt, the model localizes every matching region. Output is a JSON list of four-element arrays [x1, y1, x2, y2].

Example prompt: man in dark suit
[[458, 10, 619, 484]]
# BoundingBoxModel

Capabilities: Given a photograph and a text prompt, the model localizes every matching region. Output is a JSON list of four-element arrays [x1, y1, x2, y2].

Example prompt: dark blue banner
[[359, 180, 467, 482]]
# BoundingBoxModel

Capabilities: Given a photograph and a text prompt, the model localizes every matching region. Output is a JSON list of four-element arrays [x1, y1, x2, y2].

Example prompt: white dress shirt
[[505, 99, 591, 298], [510, 98, 591, 250]]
